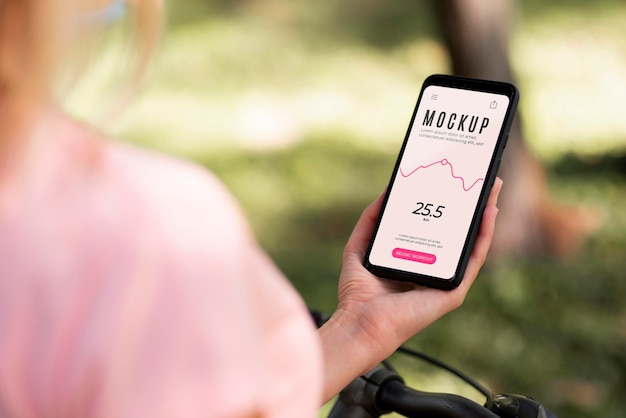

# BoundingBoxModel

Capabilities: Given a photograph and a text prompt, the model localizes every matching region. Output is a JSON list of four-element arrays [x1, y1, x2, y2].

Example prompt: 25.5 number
[[412, 202, 445, 218]]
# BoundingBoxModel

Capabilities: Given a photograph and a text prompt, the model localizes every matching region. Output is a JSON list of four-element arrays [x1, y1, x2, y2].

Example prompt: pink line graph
[[399, 159, 483, 191]]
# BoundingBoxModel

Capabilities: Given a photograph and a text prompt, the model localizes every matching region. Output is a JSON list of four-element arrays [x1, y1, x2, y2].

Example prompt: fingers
[[456, 178, 503, 293], [470, 176, 503, 266], [488, 177, 503, 207]]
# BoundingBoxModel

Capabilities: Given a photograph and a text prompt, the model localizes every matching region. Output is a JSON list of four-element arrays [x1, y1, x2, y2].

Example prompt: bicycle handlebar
[[328, 367, 557, 418], [311, 310, 558, 418], [380, 379, 502, 418]]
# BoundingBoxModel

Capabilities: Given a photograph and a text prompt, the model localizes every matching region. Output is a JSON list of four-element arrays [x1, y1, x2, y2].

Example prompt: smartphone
[[363, 74, 519, 290]]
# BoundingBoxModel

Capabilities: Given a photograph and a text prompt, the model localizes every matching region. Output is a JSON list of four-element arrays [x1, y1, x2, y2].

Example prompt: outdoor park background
[[67, 1, 626, 417]]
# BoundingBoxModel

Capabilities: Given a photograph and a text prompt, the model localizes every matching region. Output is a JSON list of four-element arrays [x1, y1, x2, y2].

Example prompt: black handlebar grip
[[378, 380, 501, 418]]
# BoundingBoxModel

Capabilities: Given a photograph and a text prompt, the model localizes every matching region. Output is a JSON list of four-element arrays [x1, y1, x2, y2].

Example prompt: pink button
[[392, 248, 437, 264]]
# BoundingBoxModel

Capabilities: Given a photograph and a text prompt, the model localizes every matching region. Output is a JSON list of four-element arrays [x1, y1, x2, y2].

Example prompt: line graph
[[399, 159, 484, 192]]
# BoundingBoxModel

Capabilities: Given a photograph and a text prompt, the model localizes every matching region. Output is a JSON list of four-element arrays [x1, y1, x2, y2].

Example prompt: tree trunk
[[435, 0, 597, 257]]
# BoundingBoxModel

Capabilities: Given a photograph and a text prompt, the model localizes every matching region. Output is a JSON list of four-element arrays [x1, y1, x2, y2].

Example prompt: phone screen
[[365, 75, 518, 288]]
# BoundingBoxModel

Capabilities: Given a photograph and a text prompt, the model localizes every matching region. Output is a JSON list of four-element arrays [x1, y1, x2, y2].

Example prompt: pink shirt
[[0, 112, 322, 417]]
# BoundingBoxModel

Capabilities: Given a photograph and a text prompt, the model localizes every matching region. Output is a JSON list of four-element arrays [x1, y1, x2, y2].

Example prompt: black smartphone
[[363, 74, 519, 290]]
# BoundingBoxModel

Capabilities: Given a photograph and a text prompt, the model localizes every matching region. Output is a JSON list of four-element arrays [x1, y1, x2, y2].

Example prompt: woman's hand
[[319, 178, 503, 402]]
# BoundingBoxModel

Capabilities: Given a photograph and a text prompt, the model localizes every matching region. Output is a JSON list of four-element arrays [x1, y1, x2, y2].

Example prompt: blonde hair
[[0, 0, 163, 123]]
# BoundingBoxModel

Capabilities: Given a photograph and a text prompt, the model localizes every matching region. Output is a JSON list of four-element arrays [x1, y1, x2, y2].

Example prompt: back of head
[[0, 0, 163, 146]]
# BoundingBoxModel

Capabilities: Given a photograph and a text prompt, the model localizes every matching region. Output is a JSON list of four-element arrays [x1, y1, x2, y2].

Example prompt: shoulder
[[104, 140, 256, 252], [107, 140, 244, 219]]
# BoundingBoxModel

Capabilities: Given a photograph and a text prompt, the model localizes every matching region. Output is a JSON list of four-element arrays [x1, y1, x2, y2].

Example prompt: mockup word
[[422, 110, 489, 134]]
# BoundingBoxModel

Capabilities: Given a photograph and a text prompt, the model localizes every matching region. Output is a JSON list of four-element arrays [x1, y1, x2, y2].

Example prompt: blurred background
[[67, 0, 626, 416]]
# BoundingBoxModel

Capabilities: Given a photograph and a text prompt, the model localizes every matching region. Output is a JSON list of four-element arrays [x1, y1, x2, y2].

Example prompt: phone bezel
[[363, 74, 519, 290]]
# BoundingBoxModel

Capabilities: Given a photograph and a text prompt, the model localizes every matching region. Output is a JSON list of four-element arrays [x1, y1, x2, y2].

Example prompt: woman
[[0, 1, 502, 417]]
